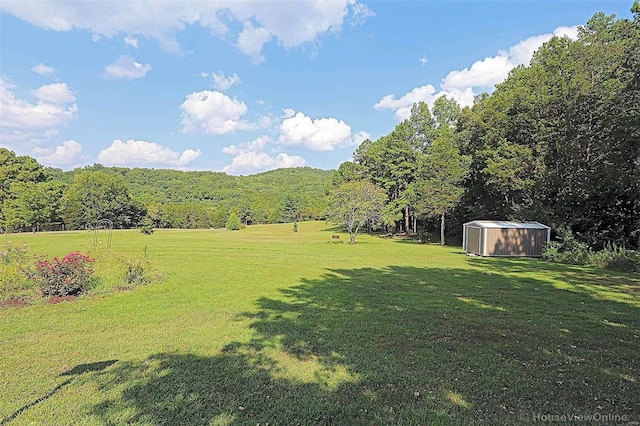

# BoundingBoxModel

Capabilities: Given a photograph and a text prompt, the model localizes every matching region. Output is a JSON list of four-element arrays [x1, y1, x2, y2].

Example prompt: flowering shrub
[[31, 252, 95, 297]]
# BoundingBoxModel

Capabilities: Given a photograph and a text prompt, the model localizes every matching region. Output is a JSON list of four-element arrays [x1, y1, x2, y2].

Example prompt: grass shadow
[[2, 360, 117, 425], [85, 265, 639, 425]]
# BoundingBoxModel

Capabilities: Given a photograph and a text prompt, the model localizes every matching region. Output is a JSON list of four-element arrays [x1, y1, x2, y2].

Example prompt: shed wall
[[485, 228, 547, 256]]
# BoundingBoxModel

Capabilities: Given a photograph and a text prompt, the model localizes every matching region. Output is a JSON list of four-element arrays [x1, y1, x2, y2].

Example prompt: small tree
[[327, 181, 387, 244], [411, 135, 470, 245], [226, 212, 241, 230]]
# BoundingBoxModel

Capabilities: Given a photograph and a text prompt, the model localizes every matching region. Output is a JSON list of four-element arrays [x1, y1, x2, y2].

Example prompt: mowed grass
[[0, 222, 638, 425]]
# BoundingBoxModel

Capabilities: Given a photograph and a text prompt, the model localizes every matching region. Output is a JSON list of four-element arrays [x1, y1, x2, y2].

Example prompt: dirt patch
[[0, 298, 29, 308], [48, 295, 77, 304]]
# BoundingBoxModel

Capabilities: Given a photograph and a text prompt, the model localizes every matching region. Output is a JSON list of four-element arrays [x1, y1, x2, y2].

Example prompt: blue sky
[[0, 1, 634, 175]]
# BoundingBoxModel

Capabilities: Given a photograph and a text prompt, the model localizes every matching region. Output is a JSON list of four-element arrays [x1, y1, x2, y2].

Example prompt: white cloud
[[419, 56, 428, 66], [236, 22, 272, 62], [223, 150, 305, 175], [124, 35, 139, 48], [33, 83, 76, 103], [33, 139, 82, 166], [97, 139, 201, 167], [32, 63, 55, 76], [282, 108, 296, 119], [0, 1, 372, 60], [279, 111, 363, 151], [223, 135, 272, 155], [442, 25, 579, 90], [376, 25, 579, 120], [211, 71, 240, 91], [104, 55, 152, 80], [180, 90, 248, 135], [0, 77, 78, 144], [374, 85, 473, 120], [353, 130, 370, 145]]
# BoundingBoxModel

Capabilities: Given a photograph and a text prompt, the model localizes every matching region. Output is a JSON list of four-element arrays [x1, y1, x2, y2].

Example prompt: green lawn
[[1, 222, 638, 425]]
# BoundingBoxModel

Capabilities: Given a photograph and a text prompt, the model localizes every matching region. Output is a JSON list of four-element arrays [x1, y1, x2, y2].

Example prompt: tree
[[411, 136, 470, 245], [226, 212, 241, 230], [327, 181, 387, 244], [2, 181, 64, 232], [63, 171, 145, 229], [0, 148, 53, 229]]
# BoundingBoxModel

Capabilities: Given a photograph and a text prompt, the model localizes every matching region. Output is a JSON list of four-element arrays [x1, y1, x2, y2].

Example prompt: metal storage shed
[[463, 221, 551, 257]]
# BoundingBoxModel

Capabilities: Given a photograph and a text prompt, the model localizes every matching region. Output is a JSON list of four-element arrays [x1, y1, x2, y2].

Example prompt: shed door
[[466, 226, 482, 255]]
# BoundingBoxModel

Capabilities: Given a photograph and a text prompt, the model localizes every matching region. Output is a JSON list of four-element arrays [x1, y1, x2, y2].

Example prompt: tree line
[[0, 150, 332, 232], [331, 4, 639, 248]]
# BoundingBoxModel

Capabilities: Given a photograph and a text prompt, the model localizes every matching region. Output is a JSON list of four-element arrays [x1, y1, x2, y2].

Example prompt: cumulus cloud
[[103, 55, 152, 80], [237, 22, 272, 62], [32, 63, 55, 76], [0, 77, 78, 145], [223, 150, 306, 175], [180, 90, 248, 135], [33, 139, 82, 166], [442, 26, 579, 90], [97, 139, 201, 167], [33, 83, 76, 103], [222, 135, 272, 155], [0, 1, 372, 60], [211, 71, 240, 91], [376, 25, 578, 120], [221, 134, 306, 175], [279, 111, 363, 151], [374, 85, 474, 120]]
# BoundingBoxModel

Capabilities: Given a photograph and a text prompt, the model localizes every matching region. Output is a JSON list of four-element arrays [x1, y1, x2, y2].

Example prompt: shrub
[[0, 242, 32, 299], [543, 229, 640, 272], [30, 252, 95, 297], [226, 212, 241, 230], [140, 217, 155, 235]]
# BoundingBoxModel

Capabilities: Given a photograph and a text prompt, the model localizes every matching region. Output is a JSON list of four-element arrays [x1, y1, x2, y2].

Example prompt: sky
[[0, 1, 635, 175]]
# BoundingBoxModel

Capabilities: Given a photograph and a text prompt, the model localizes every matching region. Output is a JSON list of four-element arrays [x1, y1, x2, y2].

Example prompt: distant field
[[1, 222, 638, 425]]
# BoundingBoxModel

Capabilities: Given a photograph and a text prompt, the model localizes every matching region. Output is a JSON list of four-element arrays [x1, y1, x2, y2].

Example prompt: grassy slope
[[0, 222, 638, 425]]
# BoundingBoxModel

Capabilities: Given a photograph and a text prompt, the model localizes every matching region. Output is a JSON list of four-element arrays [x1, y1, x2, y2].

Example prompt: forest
[[1, 6, 639, 249]]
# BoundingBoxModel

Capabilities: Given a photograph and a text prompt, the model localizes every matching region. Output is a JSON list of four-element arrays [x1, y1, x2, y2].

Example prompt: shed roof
[[464, 220, 550, 230]]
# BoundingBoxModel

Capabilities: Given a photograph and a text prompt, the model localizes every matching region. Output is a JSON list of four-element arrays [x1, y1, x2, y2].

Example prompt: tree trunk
[[349, 233, 356, 244], [440, 211, 445, 245], [413, 216, 417, 234], [404, 205, 409, 235]]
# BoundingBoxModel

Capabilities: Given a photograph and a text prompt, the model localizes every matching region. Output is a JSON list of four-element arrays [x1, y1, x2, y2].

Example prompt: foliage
[[0, 148, 62, 231], [139, 217, 155, 235], [225, 212, 241, 231], [30, 252, 95, 297], [327, 181, 387, 244], [63, 172, 145, 230], [543, 228, 640, 272], [458, 6, 640, 248], [0, 242, 32, 299]]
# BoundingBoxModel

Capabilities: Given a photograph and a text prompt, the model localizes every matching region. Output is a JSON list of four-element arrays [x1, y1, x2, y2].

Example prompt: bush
[[543, 229, 640, 272], [226, 212, 241, 230], [30, 252, 95, 297], [139, 217, 155, 235], [0, 242, 32, 299]]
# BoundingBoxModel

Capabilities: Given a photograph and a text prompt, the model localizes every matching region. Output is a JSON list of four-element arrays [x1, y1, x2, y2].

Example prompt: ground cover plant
[[0, 222, 638, 424]]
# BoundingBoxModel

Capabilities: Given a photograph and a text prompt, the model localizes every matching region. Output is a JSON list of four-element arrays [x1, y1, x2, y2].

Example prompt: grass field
[[1, 221, 638, 425]]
